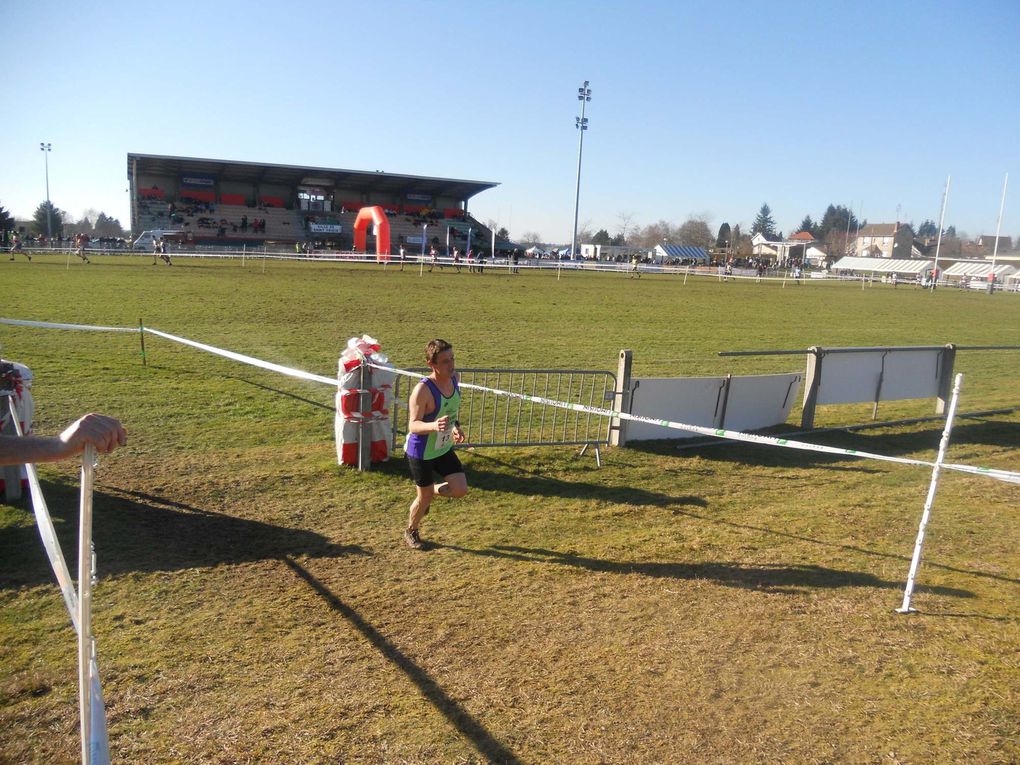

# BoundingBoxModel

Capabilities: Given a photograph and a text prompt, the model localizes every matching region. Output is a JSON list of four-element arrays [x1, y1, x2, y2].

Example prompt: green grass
[[1, 254, 1018, 764]]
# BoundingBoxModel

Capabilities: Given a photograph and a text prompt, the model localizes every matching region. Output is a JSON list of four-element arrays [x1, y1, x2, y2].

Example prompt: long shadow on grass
[[668, 507, 1020, 587], [0, 480, 369, 589], [283, 557, 522, 765], [384, 452, 707, 507], [442, 544, 974, 599], [225, 375, 334, 412], [629, 418, 1020, 472]]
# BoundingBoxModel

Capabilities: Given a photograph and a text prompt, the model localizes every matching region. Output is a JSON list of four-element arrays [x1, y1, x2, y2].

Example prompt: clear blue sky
[[2, 0, 1018, 244]]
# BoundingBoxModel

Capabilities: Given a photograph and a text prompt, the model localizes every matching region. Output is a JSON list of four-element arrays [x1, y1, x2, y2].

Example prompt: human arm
[[0, 413, 127, 465], [408, 383, 444, 435]]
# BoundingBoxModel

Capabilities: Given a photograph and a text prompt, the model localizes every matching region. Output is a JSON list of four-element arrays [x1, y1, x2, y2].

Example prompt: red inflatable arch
[[352, 206, 391, 260]]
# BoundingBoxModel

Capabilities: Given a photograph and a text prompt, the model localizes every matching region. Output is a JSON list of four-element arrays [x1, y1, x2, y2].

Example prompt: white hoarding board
[[628, 377, 725, 440], [725, 374, 802, 432], [627, 373, 801, 441], [816, 350, 943, 405]]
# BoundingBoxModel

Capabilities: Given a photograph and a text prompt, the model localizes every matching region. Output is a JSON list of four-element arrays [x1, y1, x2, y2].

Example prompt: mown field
[[1, 253, 1018, 764]]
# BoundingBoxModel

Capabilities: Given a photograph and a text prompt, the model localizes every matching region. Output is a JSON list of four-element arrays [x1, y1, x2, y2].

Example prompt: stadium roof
[[127, 153, 499, 201]]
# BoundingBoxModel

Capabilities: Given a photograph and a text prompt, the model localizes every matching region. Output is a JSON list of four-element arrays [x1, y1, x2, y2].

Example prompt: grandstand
[[127, 153, 506, 253]]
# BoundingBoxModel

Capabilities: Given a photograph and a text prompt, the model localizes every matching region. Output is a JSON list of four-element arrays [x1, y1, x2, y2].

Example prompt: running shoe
[[403, 528, 424, 550]]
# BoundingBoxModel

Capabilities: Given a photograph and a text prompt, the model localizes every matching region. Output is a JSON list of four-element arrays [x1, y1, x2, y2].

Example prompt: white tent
[[830, 256, 933, 275], [942, 261, 1016, 280], [525, 246, 548, 257]]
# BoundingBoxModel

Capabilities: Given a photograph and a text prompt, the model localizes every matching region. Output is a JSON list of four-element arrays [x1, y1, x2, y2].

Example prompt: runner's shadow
[[283, 557, 521, 765], [373, 454, 706, 507], [441, 544, 975, 599], [0, 480, 368, 589], [471, 468, 706, 507]]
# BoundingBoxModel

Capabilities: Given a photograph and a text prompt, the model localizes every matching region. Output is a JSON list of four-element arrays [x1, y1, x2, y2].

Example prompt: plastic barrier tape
[[3, 318, 1015, 484], [370, 362, 1020, 485]]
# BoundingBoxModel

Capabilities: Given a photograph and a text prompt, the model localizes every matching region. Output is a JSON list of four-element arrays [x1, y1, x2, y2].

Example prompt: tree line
[[506, 201, 972, 258], [0, 199, 126, 243]]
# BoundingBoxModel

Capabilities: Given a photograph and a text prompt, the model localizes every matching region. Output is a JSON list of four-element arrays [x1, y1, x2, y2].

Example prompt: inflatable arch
[[352, 206, 391, 261]]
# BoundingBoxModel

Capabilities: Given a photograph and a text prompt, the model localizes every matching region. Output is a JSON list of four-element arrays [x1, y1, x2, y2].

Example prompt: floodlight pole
[[989, 172, 1008, 294], [40, 142, 52, 239], [931, 176, 951, 291], [567, 80, 591, 279]]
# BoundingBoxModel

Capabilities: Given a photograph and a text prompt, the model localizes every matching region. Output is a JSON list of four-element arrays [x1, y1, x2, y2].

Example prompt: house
[[751, 231, 813, 263], [977, 234, 1013, 254], [853, 223, 913, 259], [804, 244, 828, 267]]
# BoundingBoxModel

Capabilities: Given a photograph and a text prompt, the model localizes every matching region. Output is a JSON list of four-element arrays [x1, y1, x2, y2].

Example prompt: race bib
[[434, 427, 453, 452]]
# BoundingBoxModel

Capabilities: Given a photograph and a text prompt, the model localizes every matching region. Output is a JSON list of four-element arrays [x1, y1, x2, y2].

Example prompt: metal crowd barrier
[[392, 368, 618, 465]]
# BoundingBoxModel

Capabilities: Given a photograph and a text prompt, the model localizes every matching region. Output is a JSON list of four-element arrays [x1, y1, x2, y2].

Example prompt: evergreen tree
[[93, 212, 125, 237], [797, 215, 816, 237], [31, 200, 64, 237], [0, 203, 14, 246], [715, 222, 731, 248], [917, 219, 938, 237], [817, 204, 863, 239], [751, 203, 777, 238]]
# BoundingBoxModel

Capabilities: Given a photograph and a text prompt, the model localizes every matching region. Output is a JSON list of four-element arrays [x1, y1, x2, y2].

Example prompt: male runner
[[403, 339, 468, 550]]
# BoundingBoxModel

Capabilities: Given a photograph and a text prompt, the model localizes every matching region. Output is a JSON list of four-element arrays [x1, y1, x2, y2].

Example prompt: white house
[[853, 223, 914, 259]]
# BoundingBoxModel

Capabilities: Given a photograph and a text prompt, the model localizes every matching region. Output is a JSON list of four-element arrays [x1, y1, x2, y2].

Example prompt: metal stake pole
[[897, 373, 964, 613]]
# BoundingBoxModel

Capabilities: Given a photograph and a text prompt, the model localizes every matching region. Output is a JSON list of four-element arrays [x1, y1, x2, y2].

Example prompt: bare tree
[[616, 211, 635, 244], [519, 231, 543, 247], [676, 216, 714, 249]]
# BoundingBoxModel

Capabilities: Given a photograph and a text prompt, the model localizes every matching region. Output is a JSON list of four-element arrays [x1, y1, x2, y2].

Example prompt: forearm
[[408, 419, 439, 435], [0, 435, 71, 465]]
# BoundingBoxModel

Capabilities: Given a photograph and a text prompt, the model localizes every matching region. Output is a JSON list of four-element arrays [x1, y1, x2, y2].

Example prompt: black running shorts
[[407, 449, 464, 487]]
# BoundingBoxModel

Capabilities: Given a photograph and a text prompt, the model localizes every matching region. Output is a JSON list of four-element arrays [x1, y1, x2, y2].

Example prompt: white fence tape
[[141, 328, 337, 387], [2, 316, 1017, 484], [371, 362, 1020, 485]]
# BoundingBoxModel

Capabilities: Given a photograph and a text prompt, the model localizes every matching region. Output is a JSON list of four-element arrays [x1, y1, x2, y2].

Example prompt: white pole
[[931, 175, 951, 291], [420, 223, 426, 277], [897, 373, 964, 614], [242, 244, 246, 267], [78, 444, 97, 764], [989, 172, 1008, 286], [8, 398, 78, 621]]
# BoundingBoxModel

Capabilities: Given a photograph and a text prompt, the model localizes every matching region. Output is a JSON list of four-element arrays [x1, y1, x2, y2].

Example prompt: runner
[[74, 232, 91, 264], [629, 254, 641, 278], [402, 339, 468, 550], [8, 234, 30, 262]]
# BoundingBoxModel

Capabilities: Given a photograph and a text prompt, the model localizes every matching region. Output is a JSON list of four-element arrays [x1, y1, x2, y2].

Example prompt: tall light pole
[[40, 142, 52, 239], [569, 80, 591, 264]]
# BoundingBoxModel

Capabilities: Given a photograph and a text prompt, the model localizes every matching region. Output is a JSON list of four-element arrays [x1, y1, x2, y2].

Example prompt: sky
[[2, 0, 1019, 245]]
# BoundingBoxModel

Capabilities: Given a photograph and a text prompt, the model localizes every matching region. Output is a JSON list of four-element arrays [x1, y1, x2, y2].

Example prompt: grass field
[[1, 253, 1018, 764]]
